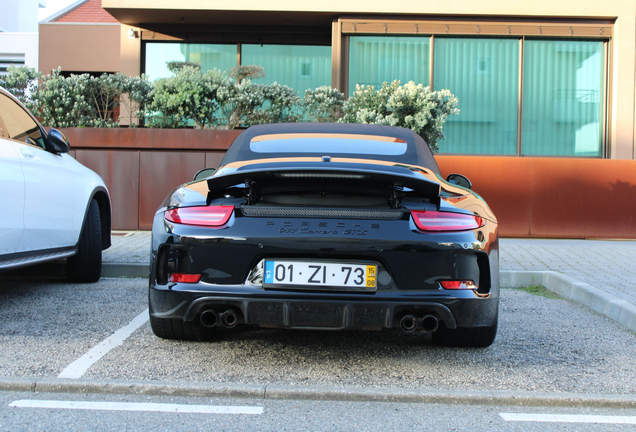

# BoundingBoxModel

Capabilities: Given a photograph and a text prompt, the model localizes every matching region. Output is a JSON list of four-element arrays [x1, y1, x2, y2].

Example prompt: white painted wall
[[0, 33, 39, 70]]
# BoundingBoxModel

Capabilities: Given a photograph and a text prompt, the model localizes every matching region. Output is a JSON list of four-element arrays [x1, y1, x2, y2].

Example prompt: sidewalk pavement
[[103, 232, 636, 333]]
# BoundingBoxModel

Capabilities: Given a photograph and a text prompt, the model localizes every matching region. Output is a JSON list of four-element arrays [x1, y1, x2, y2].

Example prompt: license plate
[[263, 260, 377, 290]]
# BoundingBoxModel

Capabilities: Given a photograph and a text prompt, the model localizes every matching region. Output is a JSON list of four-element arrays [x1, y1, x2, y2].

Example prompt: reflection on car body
[[149, 123, 499, 347]]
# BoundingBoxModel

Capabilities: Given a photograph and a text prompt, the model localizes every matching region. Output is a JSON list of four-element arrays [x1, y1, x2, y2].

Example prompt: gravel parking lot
[[1, 276, 635, 395]]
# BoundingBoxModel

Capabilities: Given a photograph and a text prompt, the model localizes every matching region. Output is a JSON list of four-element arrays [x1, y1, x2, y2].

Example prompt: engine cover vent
[[241, 207, 404, 219]]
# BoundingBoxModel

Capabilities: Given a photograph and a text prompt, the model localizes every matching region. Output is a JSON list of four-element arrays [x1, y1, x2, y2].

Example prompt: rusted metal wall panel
[[138, 151, 207, 230], [437, 156, 636, 239], [75, 150, 141, 231]]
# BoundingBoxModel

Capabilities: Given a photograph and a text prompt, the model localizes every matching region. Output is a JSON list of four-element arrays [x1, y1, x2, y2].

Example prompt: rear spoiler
[[207, 161, 441, 199]]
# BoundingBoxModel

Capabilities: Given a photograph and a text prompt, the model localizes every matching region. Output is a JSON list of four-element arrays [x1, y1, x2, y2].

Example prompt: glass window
[[348, 36, 430, 95], [522, 40, 604, 156], [434, 38, 519, 155], [144, 43, 237, 81], [0, 93, 44, 149], [241, 45, 332, 92], [250, 134, 407, 155]]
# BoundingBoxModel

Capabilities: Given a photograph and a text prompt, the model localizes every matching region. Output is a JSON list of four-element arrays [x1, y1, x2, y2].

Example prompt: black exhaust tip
[[200, 310, 219, 328], [400, 315, 418, 332], [221, 310, 238, 328]]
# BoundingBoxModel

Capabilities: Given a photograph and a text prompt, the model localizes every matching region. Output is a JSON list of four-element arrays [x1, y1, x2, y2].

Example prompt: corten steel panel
[[59, 128, 242, 151], [436, 156, 532, 237], [437, 156, 636, 239], [139, 152, 206, 230], [205, 152, 225, 169], [75, 150, 140, 231], [528, 158, 636, 238]]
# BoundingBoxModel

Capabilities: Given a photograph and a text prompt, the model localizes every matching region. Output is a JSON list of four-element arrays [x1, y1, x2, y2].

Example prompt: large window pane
[[434, 38, 519, 155], [241, 45, 331, 92], [522, 40, 604, 156], [348, 36, 430, 95], [144, 43, 237, 81]]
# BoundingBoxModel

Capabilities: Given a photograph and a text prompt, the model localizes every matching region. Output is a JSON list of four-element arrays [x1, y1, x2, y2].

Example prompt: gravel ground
[[91, 285, 636, 394], [1, 276, 635, 394], [0, 277, 146, 377]]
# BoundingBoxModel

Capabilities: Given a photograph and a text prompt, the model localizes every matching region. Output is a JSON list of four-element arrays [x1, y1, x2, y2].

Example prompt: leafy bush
[[302, 86, 345, 123], [34, 69, 98, 127], [147, 66, 228, 129], [120, 74, 153, 127], [0, 65, 41, 109], [339, 80, 459, 152]]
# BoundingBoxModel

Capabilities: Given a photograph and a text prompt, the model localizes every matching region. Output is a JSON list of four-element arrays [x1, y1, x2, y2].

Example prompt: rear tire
[[431, 321, 498, 348], [67, 199, 102, 283], [150, 314, 217, 341]]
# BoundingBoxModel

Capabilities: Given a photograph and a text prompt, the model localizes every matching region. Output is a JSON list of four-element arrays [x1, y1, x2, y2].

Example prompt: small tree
[[339, 80, 459, 152], [147, 66, 228, 129], [0, 65, 41, 109], [85, 73, 125, 127], [229, 65, 265, 83], [120, 74, 153, 127], [302, 86, 345, 122]]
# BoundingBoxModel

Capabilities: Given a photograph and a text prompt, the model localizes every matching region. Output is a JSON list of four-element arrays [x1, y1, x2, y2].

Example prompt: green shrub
[[302, 86, 345, 123], [0, 65, 41, 109], [147, 66, 228, 129], [339, 80, 459, 152], [120, 74, 153, 127]]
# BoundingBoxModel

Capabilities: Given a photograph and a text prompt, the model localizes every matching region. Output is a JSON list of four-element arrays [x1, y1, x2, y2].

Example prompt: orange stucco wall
[[39, 23, 121, 74]]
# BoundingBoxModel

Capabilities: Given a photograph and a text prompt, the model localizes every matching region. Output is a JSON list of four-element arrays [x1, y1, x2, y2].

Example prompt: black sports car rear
[[149, 123, 499, 347]]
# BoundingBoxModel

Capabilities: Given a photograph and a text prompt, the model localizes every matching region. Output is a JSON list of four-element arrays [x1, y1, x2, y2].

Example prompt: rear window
[[250, 133, 408, 156]]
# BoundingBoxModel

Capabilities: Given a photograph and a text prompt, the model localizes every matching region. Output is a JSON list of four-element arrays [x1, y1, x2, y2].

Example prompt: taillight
[[411, 210, 483, 232], [165, 206, 234, 227], [169, 273, 202, 283], [440, 280, 478, 290]]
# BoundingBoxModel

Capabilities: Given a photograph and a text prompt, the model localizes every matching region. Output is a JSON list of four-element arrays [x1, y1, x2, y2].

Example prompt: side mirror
[[47, 128, 70, 154], [446, 173, 472, 189], [193, 167, 217, 181]]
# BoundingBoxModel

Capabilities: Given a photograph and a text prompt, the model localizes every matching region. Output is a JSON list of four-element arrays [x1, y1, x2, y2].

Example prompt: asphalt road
[[1, 275, 636, 397], [2, 392, 636, 431]]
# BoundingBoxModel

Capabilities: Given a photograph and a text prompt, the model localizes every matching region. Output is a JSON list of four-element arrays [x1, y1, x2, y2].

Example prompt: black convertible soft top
[[219, 123, 440, 174]]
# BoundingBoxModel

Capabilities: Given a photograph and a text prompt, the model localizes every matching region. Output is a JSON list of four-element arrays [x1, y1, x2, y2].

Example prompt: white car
[[0, 87, 111, 282]]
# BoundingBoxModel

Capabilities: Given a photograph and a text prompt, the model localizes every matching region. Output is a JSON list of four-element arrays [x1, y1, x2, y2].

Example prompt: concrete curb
[[501, 270, 636, 333], [2, 377, 636, 408], [102, 262, 148, 278]]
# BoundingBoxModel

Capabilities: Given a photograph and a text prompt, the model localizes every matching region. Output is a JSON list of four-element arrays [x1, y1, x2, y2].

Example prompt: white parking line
[[500, 413, 636, 424], [58, 309, 149, 379], [9, 400, 263, 415]]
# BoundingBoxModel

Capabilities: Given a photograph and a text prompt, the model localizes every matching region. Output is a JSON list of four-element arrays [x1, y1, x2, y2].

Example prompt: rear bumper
[[149, 210, 500, 330], [149, 284, 499, 330]]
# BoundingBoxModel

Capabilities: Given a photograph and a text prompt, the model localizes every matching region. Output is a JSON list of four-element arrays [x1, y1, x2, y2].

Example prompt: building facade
[[96, 0, 635, 160]]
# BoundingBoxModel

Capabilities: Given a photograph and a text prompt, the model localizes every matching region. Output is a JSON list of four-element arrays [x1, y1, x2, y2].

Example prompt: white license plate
[[263, 260, 377, 290]]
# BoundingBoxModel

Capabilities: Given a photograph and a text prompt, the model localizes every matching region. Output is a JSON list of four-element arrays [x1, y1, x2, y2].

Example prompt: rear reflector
[[165, 206, 234, 227], [169, 273, 202, 283], [411, 210, 483, 232], [440, 280, 478, 290]]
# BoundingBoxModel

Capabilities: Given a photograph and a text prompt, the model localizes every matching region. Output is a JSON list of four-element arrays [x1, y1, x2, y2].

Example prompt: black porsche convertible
[[149, 123, 499, 347]]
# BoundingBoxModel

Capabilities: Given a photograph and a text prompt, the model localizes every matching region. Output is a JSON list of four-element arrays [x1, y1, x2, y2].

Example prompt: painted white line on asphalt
[[58, 309, 149, 379], [500, 413, 636, 424], [9, 400, 263, 415]]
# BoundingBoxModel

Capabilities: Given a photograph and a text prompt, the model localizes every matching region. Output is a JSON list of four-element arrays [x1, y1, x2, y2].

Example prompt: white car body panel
[[0, 138, 26, 254]]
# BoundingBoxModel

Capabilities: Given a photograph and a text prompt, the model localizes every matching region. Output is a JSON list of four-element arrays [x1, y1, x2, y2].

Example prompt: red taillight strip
[[169, 273, 202, 283], [411, 210, 483, 232], [440, 280, 478, 290], [165, 206, 234, 227]]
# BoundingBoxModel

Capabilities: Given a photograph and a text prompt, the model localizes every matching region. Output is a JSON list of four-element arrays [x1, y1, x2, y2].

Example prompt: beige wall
[[39, 23, 121, 74]]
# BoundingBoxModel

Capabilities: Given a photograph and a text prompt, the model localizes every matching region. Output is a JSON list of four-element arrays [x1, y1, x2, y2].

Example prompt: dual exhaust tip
[[399, 314, 439, 333], [200, 309, 239, 329]]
